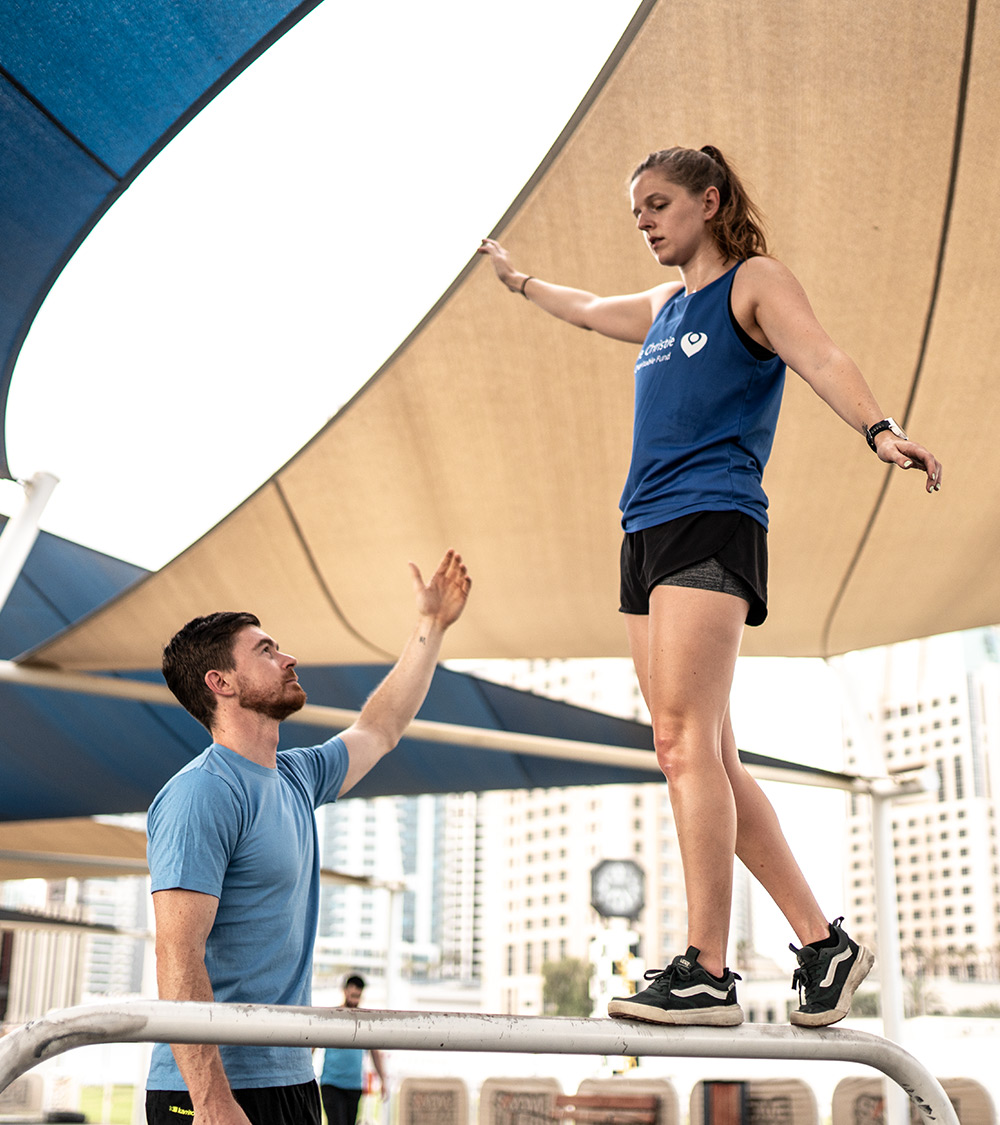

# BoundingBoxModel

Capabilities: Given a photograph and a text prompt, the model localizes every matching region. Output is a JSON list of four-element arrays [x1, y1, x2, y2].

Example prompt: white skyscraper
[[844, 628, 1000, 981]]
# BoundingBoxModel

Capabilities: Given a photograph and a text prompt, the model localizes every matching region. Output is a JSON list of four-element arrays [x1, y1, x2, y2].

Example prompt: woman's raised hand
[[477, 238, 524, 293]]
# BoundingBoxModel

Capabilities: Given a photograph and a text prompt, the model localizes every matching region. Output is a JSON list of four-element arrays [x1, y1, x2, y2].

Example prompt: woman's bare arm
[[477, 238, 675, 345]]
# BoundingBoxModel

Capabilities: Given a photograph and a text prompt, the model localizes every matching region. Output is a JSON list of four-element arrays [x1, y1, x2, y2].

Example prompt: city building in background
[[844, 628, 1000, 987]]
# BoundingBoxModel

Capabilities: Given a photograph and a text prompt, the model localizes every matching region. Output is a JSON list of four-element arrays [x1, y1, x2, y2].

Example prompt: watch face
[[591, 860, 645, 919]]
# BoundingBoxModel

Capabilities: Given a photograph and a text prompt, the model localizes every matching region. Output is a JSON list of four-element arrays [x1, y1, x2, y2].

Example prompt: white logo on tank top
[[680, 332, 708, 357]]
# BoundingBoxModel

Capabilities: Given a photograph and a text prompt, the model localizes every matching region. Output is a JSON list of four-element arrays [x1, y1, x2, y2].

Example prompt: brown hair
[[631, 146, 769, 260], [162, 611, 260, 732]]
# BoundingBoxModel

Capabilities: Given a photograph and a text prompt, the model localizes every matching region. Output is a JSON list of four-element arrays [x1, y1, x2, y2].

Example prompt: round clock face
[[591, 859, 645, 919]]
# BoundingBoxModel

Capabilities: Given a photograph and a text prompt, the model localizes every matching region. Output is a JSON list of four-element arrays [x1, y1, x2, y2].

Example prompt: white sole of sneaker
[[608, 1000, 744, 1027], [789, 945, 876, 1028]]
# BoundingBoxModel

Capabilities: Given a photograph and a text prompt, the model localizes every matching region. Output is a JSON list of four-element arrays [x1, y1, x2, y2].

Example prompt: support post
[[386, 885, 404, 1009], [0, 470, 59, 617], [827, 656, 920, 1125], [870, 782, 910, 1125]]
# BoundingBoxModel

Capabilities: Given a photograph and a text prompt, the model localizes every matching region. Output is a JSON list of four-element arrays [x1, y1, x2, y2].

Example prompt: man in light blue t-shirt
[[319, 975, 386, 1125], [145, 551, 471, 1125]]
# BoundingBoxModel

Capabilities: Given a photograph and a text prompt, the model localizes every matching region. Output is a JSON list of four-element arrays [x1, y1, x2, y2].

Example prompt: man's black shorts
[[146, 1080, 320, 1125]]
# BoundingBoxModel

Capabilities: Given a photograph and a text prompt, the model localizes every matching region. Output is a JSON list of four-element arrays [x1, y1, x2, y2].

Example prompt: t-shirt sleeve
[[146, 768, 241, 897], [280, 736, 350, 808]]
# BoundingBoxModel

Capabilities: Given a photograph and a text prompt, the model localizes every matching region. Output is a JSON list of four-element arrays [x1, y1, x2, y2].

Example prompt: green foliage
[[953, 1002, 1000, 1018], [905, 975, 944, 1017], [849, 990, 881, 1017], [542, 956, 594, 1017], [79, 1085, 137, 1124]]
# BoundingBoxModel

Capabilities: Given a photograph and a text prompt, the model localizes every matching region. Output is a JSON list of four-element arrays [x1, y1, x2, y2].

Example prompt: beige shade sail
[[0, 817, 396, 887], [0, 818, 149, 881], [20, 0, 997, 674]]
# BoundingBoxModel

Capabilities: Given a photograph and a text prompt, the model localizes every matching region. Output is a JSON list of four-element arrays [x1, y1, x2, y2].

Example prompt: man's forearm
[[158, 951, 240, 1114], [359, 615, 445, 747]]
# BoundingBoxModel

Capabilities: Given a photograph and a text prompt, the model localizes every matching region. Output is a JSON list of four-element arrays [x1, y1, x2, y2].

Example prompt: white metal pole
[[386, 886, 404, 1009], [870, 783, 910, 1125], [0, 1000, 959, 1125], [0, 470, 59, 617], [827, 656, 909, 1125], [0, 658, 889, 794]]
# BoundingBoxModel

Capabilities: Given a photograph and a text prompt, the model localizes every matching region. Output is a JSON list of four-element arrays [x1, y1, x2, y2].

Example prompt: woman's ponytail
[[631, 146, 769, 260]]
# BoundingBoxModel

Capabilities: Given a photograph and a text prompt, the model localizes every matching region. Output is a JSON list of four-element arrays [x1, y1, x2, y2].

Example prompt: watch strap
[[865, 418, 906, 452]]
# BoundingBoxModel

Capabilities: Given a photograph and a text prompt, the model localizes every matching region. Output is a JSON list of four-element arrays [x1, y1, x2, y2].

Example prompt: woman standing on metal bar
[[478, 145, 941, 1028]]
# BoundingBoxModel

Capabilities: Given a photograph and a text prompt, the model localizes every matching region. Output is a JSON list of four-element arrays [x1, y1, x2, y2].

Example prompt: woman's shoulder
[[735, 255, 808, 305], [739, 253, 790, 278], [737, 254, 803, 287], [649, 279, 685, 318]]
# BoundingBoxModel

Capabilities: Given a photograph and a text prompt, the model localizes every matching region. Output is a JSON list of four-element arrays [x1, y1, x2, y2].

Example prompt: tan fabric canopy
[[0, 818, 393, 887], [0, 818, 148, 881], [21, 0, 997, 673]]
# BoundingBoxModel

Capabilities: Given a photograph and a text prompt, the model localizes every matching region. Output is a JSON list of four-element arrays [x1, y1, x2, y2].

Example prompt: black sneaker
[[789, 916, 875, 1027], [607, 947, 743, 1026]]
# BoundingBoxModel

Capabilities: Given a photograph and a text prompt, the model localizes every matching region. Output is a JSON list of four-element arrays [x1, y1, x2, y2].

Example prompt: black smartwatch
[[865, 417, 907, 453]]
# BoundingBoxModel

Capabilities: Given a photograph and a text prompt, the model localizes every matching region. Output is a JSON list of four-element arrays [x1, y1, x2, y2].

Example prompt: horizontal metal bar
[[0, 849, 148, 872], [0, 660, 883, 791], [0, 1001, 958, 1125]]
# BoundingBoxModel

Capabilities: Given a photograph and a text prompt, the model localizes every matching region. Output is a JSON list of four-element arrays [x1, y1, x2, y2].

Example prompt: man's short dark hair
[[344, 974, 365, 991], [162, 612, 260, 732]]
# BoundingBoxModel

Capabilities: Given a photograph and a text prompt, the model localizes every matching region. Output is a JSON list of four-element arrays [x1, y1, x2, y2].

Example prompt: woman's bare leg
[[625, 584, 747, 978], [626, 588, 867, 1026], [720, 709, 830, 945]]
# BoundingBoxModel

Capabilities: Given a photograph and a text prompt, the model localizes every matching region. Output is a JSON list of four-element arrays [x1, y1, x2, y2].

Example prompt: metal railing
[[0, 1001, 959, 1125]]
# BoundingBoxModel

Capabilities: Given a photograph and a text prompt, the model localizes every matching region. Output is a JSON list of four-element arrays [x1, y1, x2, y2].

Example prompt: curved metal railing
[[0, 1000, 958, 1125]]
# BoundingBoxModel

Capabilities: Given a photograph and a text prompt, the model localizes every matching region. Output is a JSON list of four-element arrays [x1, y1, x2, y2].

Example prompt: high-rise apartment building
[[438, 791, 483, 981], [78, 876, 147, 996], [844, 629, 1000, 980], [314, 795, 402, 985], [477, 780, 687, 1014]]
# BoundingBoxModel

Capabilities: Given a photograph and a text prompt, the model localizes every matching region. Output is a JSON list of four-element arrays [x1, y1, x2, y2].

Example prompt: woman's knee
[[651, 717, 721, 778]]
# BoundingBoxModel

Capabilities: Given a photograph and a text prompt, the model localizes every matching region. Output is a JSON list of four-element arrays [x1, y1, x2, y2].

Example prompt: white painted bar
[[0, 659, 906, 794], [0, 470, 58, 617], [871, 785, 911, 1125], [0, 1001, 958, 1125]]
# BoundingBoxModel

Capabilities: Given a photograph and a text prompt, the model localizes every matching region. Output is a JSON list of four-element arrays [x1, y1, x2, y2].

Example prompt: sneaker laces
[[639, 962, 685, 996], [789, 917, 846, 1003], [790, 946, 821, 1004], [641, 957, 741, 995]]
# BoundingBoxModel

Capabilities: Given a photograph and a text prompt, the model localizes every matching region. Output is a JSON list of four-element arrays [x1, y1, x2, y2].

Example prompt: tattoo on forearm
[[419, 635, 427, 645]]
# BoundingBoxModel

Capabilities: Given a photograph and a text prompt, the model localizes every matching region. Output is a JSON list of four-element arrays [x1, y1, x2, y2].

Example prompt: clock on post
[[590, 859, 645, 921]]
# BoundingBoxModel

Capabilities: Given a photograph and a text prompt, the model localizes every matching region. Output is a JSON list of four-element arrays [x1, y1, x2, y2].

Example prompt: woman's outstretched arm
[[738, 255, 942, 492], [477, 237, 674, 345]]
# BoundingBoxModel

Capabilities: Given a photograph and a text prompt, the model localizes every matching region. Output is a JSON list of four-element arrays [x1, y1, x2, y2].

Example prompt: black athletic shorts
[[619, 510, 768, 625], [146, 1080, 321, 1125], [320, 1084, 363, 1125]]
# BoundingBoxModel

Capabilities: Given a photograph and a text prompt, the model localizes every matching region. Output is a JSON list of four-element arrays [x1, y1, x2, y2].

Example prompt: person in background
[[319, 975, 388, 1125]]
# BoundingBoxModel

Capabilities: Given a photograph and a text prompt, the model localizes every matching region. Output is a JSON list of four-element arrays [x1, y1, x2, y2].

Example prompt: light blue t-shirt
[[620, 261, 786, 532], [319, 1046, 364, 1089], [146, 738, 349, 1090]]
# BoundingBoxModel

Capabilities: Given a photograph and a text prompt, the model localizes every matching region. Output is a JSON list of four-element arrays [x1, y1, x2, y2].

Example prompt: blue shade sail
[[0, 517, 841, 822], [0, 517, 661, 821]]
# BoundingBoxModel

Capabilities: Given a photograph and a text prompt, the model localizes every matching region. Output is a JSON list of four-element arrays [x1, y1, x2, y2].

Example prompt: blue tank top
[[320, 1046, 364, 1089], [619, 261, 786, 532]]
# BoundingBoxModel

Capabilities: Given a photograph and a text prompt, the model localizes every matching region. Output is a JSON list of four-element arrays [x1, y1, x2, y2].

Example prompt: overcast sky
[[0, 0, 641, 569]]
